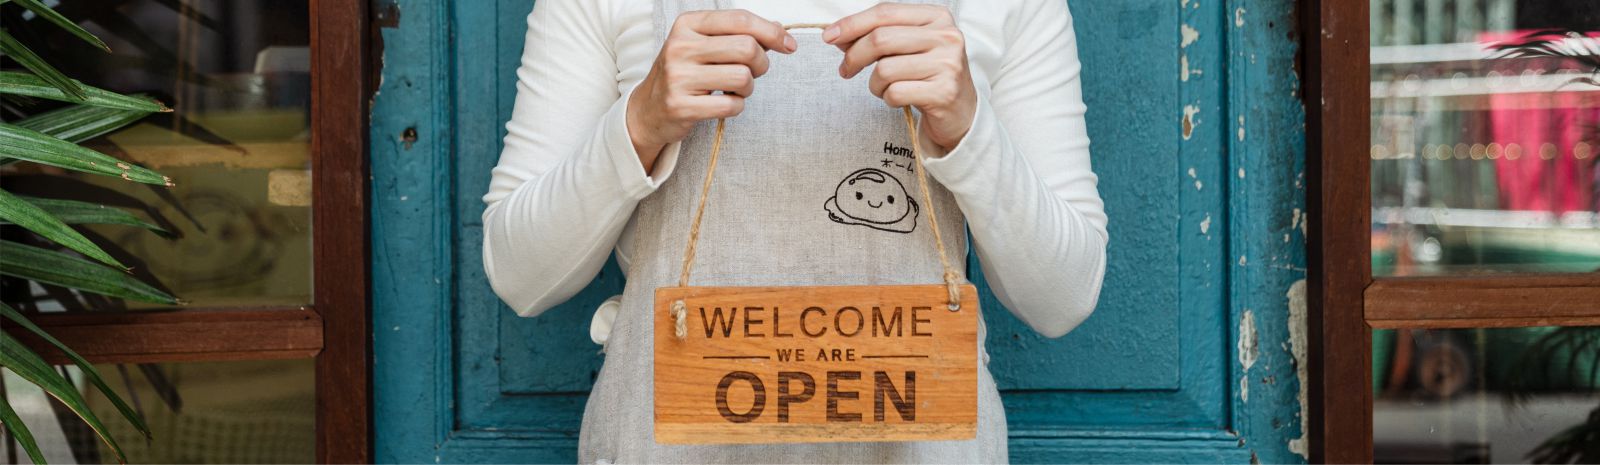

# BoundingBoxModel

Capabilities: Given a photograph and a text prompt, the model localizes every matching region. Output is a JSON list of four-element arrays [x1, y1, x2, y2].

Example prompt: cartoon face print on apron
[[826, 167, 921, 233], [576, 0, 1008, 462]]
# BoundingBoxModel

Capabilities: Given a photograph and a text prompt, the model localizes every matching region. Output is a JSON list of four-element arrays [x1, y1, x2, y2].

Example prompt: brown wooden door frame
[[1304, 0, 1600, 462], [310, 0, 371, 462], [1303, 0, 1375, 461], [9, 0, 372, 462]]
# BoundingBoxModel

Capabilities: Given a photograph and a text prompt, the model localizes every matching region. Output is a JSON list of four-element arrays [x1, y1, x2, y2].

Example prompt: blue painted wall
[[370, 0, 1309, 462]]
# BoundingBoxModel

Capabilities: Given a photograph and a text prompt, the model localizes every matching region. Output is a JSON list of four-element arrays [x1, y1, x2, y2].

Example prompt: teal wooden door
[[371, 0, 1309, 462]]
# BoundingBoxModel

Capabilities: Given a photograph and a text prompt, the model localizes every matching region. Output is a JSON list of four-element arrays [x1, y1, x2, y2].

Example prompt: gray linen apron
[[579, 1, 1007, 462]]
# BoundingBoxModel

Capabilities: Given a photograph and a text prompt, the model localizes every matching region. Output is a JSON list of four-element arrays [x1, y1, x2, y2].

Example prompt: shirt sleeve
[[921, 0, 1108, 338], [481, 0, 681, 317]]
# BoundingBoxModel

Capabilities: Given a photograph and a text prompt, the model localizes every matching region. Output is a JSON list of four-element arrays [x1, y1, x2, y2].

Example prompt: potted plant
[[1, 0, 180, 462]]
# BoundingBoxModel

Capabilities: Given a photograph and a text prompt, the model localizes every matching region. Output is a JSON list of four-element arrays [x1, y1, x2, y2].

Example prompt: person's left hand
[[825, 3, 976, 152]]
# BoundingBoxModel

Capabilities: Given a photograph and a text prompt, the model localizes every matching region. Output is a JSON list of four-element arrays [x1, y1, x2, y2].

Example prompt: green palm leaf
[[0, 188, 125, 268], [16, 104, 149, 143], [0, 121, 172, 186], [0, 333, 128, 463], [7, 196, 166, 233], [10, 0, 111, 52], [0, 240, 176, 304], [1, 303, 152, 441], [0, 30, 85, 100], [0, 394, 47, 465], [0, 72, 167, 112]]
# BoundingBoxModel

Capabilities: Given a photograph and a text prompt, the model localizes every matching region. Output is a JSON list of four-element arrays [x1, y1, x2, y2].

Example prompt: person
[[481, 0, 1107, 462]]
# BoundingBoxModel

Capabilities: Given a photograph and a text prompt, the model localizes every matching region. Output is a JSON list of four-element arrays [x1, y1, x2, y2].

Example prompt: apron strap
[[669, 24, 964, 338], [672, 105, 962, 338]]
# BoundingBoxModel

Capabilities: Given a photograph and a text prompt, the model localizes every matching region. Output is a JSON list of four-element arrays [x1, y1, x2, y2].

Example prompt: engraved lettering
[[777, 372, 815, 423], [835, 306, 864, 337], [826, 371, 862, 422], [872, 306, 903, 337], [874, 371, 916, 421], [911, 306, 933, 337], [716, 371, 765, 423], [801, 306, 827, 337]]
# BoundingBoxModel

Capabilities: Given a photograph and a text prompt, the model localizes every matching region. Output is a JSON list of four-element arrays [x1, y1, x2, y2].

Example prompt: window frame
[[1304, 0, 1600, 462], [5, 0, 371, 462]]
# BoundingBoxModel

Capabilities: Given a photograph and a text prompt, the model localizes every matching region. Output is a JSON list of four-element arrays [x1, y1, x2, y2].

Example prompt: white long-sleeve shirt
[[482, 0, 1107, 339]]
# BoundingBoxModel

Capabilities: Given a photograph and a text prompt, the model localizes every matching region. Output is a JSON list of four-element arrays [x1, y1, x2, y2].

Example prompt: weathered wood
[[654, 284, 978, 444]]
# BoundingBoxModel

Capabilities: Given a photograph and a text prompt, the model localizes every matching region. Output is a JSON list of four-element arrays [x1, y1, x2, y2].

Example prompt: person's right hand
[[627, 10, 796, 173]]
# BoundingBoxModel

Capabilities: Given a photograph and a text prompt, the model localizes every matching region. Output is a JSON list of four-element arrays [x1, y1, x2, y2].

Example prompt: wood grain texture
[[14, 308, 322, 365], [1370, 316, 1600, 330], [654, 285, 978, 444], [1303, 0, 1375, 461], [310, 0, 373, 462], [1366, 275, 1600, 323], [371, 0, 1308, 461]]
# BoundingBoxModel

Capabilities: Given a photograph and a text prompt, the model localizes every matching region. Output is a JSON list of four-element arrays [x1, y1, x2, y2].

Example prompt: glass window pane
[[1373, 327, 1600, 464], [1, 359, 314, 463], [2, 0, 312, 308], [1369, 0, 1600, 277]]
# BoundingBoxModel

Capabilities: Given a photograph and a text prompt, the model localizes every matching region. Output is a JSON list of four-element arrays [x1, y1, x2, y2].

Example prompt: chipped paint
[[1286, 280, 1309, 459], [1238, 309, 1258, 371], [1227, 0, 1306, 461], [1182, 104, 1200, 140], [1188, 167, 1197, 178], [1195, 180, 1204, 190], [1181, 55, 1203, 81], [372, 0, 1311, 461]]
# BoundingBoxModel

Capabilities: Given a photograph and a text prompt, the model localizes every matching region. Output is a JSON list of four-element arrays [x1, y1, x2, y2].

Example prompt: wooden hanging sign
[[653, 284, 979, 445]]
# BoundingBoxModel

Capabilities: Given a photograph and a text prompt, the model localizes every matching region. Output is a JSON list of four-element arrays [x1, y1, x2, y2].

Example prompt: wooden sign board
[[653, 284, 979, 445]]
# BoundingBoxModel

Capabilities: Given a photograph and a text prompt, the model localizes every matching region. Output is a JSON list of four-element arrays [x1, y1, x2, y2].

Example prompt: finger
[[692, 35, 772, 77], [881, 79, 949, 109], [868, 55, 942, 98], [839, 26, 945, 78], [686, 10, 795, 53], [687, 93, 746, 119], [824, 3, 953, 45], [683, 64, 755, 97]]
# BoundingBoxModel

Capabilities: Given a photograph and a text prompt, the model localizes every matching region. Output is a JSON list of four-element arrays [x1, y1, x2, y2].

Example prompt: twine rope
[[672, 24, 962, 338]]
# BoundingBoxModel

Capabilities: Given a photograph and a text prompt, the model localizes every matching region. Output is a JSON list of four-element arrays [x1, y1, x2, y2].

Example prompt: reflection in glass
[[2, 0, 312, 308], [1369, 0, 1600, 276], [0, 359, 314, 464], [1373, 327, 1600, 464]]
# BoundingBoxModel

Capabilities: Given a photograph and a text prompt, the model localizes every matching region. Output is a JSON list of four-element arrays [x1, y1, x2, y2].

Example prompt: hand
[[825, 4, 976, 151], [628, 10, 796, 172]]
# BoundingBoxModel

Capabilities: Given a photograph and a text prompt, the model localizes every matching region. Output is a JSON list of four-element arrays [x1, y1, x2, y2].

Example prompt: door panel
[[980, 0, 1182, 392], [374, 0, 1282, 462]]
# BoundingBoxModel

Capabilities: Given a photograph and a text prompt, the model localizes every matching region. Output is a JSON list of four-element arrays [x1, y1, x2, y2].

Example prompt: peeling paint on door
[[1239, 309, 1259, 371], [1182, 104, 1200, 140], [1286, 280, 1309, 458]]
